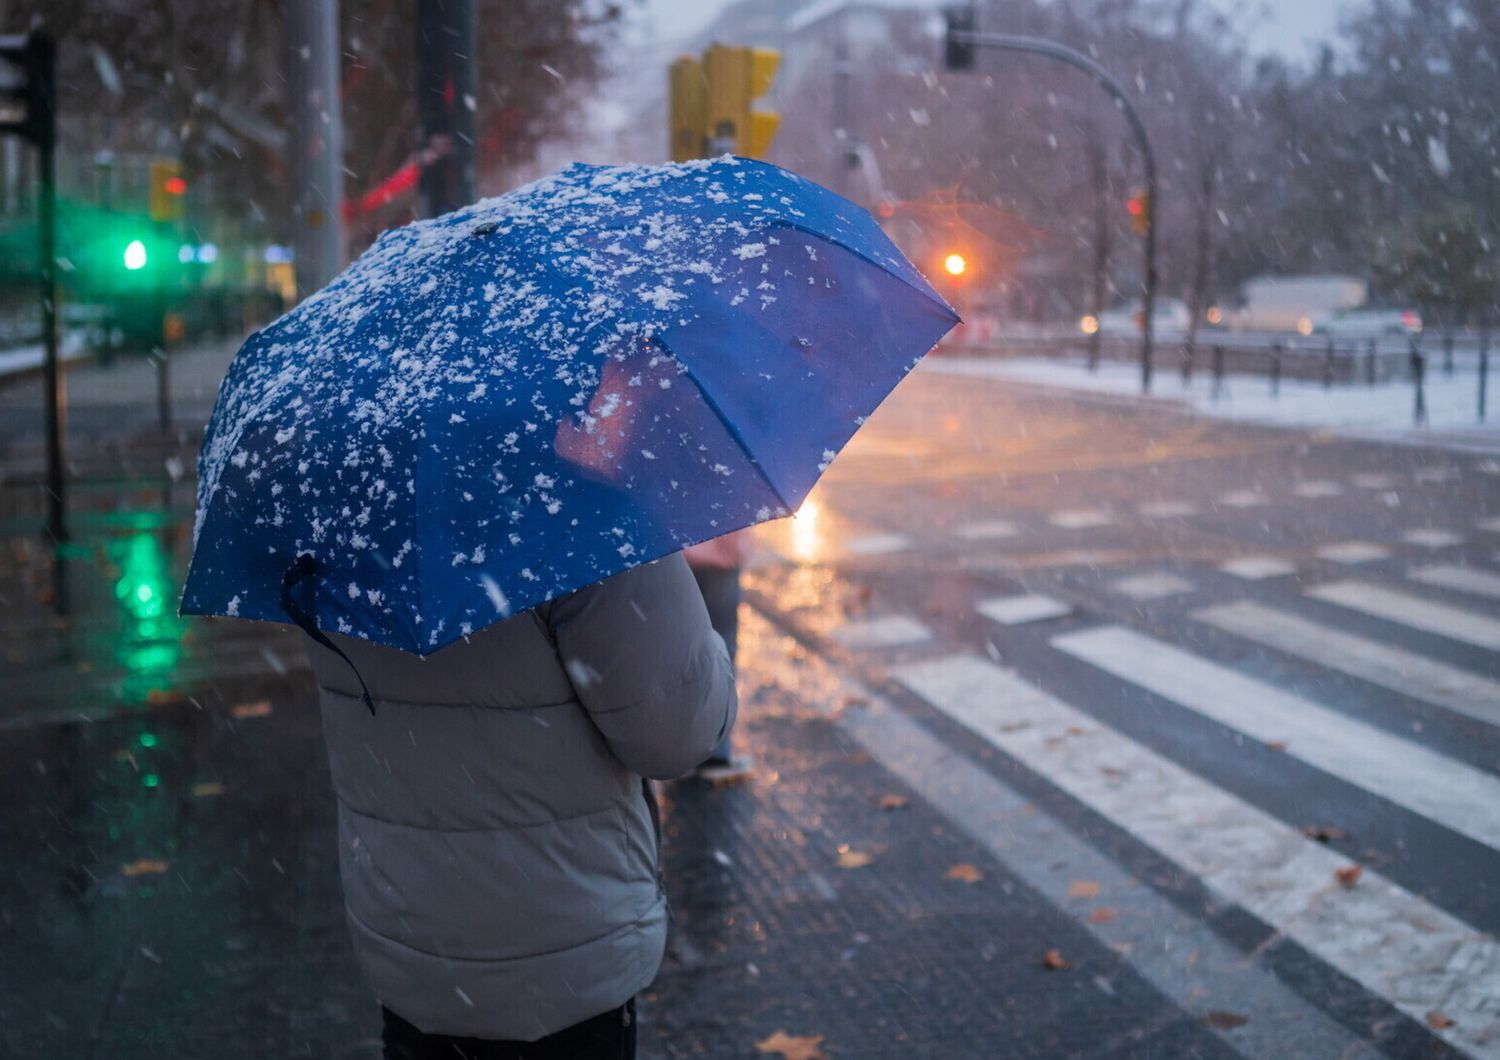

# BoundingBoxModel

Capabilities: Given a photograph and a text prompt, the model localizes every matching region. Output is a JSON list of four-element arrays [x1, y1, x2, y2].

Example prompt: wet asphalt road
[[1, 343, 1497, 1058]]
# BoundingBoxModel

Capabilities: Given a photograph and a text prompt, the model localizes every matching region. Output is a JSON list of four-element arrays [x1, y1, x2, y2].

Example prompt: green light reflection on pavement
[[110, 531, 183, 703]]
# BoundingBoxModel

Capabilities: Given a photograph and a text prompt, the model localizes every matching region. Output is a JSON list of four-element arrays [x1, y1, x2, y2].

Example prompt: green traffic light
[[138, 732, 158, 749], [123, 239, 148, 270]]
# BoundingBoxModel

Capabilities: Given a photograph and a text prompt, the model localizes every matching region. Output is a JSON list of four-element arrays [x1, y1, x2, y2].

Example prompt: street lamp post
[[946, 26, 1160, 392]]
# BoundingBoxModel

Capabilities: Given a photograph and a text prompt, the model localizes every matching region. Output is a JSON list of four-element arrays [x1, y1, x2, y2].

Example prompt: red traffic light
[[1126, 197, 1143, 216], [163, 176, 187, 195]]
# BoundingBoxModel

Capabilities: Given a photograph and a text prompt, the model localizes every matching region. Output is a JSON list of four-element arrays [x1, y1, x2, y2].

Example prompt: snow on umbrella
[[182, 156, 958, 657]]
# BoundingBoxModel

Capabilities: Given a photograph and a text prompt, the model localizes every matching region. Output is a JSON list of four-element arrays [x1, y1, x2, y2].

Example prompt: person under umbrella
[[182, 156, 957, 1057]]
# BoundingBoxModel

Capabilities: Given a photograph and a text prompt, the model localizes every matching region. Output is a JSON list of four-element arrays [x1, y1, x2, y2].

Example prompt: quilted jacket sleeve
[[544, 553, 737, 779]]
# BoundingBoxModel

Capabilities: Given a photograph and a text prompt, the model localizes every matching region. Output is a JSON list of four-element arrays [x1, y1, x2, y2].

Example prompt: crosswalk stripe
[[844, 532, 911, 556], [1309, 580, 1500, 651], [831, 615, 932, 649], [1402, 529, 1466, 549], [1138, 500, 1198, 518], [1410, 564, 1500, 602], [1218, 556, 1297, 580], [1110, 573, 1195, 600], [953, 519, 1018, 540], [1049, 508, 1112, 529], [893, 652, 1500, 1057], [1193, 601, 1500, 729], [1052, 625, 1500, 852], [976, 594, 1070, 626], [741, 609, 1386, 1059], [1292, 480, 1344, 498], [1317, 541, 1391, 564]]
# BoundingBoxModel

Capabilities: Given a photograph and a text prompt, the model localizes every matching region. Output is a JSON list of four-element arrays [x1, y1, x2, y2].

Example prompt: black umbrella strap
[[281, 555, 376, 715]]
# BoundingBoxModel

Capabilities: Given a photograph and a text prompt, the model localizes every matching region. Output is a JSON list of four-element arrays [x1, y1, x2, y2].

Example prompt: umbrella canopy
[[183, 156, 958, 654]]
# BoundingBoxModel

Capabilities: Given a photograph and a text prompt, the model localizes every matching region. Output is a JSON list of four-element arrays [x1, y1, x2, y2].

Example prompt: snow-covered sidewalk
[[0, 332, 90, 380], [923, 353, 1500, 452]]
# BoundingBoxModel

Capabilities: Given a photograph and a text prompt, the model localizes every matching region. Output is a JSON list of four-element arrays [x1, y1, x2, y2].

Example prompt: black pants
[[382, 999, 635, 1060]]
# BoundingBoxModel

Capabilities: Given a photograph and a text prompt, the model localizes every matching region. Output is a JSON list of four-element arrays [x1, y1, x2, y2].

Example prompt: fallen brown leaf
[[755, 1030, 826, 1060], [192, 781, 226, 798], [1202, 1011, 1249, 1030], [1042, 948, 1070, 970], [837, 850, 873, 869], [1425, 1011, 1455, 1030], [231, 700, 273, 719], [121, 858, 170, 877], [946, 863, 983, 884], [1263, 740, 1289, 752], [1067, 880, 1102, 899], [1302, 824, 1347, 844], [1334, 865, 1363, 888], [877, 794, 908, 811], [1087, 906, 1118, 925]]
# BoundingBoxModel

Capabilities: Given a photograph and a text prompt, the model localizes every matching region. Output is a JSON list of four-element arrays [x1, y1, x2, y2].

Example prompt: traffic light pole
[[950, 30, 1159, 392], [39, 94, 65, 544], [416, 0, 477, 218]]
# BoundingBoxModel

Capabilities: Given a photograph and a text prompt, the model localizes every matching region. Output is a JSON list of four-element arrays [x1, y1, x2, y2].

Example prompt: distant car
[[1308, 307, 1422, 341], [1083, 297, 1191, 338]]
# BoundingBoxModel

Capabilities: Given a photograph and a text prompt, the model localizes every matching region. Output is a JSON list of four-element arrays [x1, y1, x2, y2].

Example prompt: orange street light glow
[[943, 253, 967, 276]]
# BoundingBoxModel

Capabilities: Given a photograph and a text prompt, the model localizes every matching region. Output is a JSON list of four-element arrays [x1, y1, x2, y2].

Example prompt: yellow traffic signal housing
[[702, 45, 780, 158], [149, 160, 186, 223], [669, 56, 707, 162]]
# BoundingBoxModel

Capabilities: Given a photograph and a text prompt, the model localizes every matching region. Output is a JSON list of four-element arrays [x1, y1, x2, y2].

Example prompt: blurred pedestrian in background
[[684, 529, 754, 780]]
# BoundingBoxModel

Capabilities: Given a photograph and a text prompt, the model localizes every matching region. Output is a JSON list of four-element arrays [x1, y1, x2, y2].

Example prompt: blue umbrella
[[182, 156, 958, 661]]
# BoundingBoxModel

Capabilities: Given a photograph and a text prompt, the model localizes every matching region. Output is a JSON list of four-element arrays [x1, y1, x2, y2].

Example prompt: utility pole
[[416, 0, 477, 218], [832, 29, 853, 198], [286, 0, 344, 298]]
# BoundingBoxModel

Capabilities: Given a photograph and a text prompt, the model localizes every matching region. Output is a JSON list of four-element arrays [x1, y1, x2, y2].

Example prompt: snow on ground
[[924, 354, 1500, 453], [0, 332, 91, 378]]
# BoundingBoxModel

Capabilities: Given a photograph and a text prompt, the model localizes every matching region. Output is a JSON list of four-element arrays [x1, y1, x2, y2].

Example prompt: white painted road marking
[[1402, 529, 1466, 549], [1410, 564, 1500, 603], [1111, 573, 1196, 601], [1293, 480, 1344, 498], [1218, 489, 1267, 508], [1049, 509, 1112, 529], [1309, 580, 1500, 652], [1138, 500, 1198, 518], [1194, 600, 1500, 729], [830, 615, 933, 650], [1219, 556, 1297, 580], [844, 532, 911, 556], [976, 594, 1071, 626], [1477, 517, 1500, 533], [894, 652, 1500, 1057], [1052, 625, 1500, 852], [953, 519, 1018, 540], [1352, 473, 1395, 489], [1317, 541, 1392, 564]]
